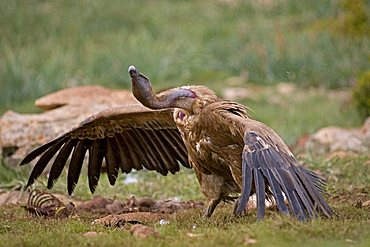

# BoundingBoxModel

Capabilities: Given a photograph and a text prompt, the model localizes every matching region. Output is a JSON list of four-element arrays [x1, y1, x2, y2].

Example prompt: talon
[[233, 198, 247, 216], [203, 197, 222, 218], [202, 209, 212, 219]]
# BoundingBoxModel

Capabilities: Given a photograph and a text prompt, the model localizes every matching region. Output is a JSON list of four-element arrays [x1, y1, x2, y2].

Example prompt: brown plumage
[[20, 66, 333, 220]]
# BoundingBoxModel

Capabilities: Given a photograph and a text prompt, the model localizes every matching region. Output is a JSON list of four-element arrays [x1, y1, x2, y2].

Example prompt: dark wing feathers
[[262, 169, 289, 214], [254, 168, 265, 219], [295, 166, 333, 217], [87, 139, 106, 193], [21, 105, 190, 195], [26, 137, 66, 187], [131, 128, 164, 173], [166, 129, 190, 168], [67, 140, 91, 195], [20, 136, 66, 166], [150, 130, 180, 172], [113, 134, 136, 173], [235, 151, 253, 216], [235, 131, 332, 220], [105, 137, 119, 186], [47, 139, 77, 189], [117, 132, 142, 171], [140, 129, 176, 173]]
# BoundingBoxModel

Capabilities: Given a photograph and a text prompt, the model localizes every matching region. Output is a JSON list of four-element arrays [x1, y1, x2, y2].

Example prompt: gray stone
[[305, 117, 370, 154]]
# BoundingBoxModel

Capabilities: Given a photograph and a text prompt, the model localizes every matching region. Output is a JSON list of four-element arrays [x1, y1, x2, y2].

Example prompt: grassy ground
[[0, 154, 369, 247]]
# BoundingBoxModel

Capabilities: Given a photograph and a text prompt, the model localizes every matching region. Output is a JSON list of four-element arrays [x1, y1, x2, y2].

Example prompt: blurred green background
[[0, 0, 369, 114]]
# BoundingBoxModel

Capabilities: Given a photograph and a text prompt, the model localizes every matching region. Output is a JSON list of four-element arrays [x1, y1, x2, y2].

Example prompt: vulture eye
[[177, 111, 186, 120]]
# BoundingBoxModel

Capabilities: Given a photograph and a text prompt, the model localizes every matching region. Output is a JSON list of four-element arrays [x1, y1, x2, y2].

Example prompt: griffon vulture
[[20, 66, 333, 220]]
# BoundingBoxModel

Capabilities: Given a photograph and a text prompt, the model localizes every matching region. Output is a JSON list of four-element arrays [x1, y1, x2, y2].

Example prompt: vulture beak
[[128, 65, 196, 111], [128, 65, 156, 108]]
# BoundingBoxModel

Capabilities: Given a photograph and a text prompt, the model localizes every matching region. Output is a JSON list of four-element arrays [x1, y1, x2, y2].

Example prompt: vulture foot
[[203, 197, 222, 218], [203, 195, 238, 218], [233, 198, 247, 217]]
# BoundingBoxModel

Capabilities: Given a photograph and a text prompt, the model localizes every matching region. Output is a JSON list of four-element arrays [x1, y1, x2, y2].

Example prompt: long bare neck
[[129, 66, 197, 111]]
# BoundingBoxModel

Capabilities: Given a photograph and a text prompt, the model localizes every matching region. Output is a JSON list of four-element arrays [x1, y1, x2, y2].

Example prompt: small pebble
[[83, 231, 98, 237], [159, 219, 170, 225]]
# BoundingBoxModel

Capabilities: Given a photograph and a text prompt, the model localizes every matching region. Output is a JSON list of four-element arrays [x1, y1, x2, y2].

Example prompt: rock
[[304, 117, 370, 154], [276, 82, 296, 95], [221, 85, 264, 101], [0, 190, 29, 206], [130, 224, 160, 238], [222, 82, 297, 102], [35, 85, 136, 110], [244, 237, 257, 245], [222, 87, 253, 101], [83, 231, 102, 237], [0, 85, 138, 169], [363, 200, 370, 208], [186, 233, 204, 238]]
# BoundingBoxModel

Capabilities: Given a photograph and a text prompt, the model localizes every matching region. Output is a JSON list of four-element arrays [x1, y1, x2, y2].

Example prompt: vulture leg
[[194, 166, 236, 218], [203, 197, 222, 218]]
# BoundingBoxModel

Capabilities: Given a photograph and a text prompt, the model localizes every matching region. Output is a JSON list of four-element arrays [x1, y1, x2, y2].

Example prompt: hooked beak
[[128, 65, 149, 84], [128, 65, 155, 107]]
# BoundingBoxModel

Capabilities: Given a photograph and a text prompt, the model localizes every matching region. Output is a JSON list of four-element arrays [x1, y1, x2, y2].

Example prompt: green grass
[[0, 155, 369, 247], [0, 209, 369, 247], [0, 0, 369, 113]]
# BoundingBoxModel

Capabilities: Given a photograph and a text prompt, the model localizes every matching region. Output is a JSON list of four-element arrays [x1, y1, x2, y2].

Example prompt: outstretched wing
[[235, 130, 333, 220], [20, 104, 189, 195]]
